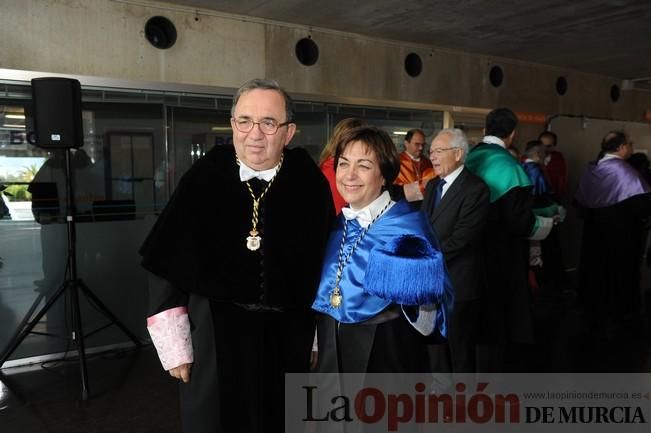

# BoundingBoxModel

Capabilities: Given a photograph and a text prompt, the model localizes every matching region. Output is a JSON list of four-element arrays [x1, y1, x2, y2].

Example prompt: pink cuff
[[147, 307, 193, 371]]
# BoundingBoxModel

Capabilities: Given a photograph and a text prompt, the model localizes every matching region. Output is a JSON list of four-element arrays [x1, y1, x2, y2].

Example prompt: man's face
[[540, 135, 555, 156], [231, 89, 296, 170], [620, 141, 634, 160], [404, 132, 426, 159], [429, 133, 464, 178]]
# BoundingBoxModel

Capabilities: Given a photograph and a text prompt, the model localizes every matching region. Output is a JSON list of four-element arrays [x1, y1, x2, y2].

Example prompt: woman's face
[[336, 140, 385, 209]]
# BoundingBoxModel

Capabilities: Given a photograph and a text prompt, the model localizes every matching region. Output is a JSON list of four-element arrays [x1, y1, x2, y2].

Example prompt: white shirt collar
[[441, 164, 464, 196], [601, 153, 623, 163], [239, 161, 280, 182], [404, 151, 422, 162], [341, 190, 395, 228], [482, 135, 506, 148]]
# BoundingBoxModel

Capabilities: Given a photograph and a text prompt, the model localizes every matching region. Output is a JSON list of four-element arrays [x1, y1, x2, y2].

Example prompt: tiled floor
[[1, 291, 650, 433], [0, 346, 180, 433]]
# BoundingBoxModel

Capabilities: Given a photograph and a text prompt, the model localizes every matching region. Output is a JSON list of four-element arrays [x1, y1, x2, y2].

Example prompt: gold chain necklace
[[330, 199, 391, 308], [237, 154, 283, 251]]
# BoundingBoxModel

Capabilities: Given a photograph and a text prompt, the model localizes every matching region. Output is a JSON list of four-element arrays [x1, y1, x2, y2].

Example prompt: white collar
[[600, 153, 623, 163], [341, 190, 394, 228], [441, 164, 464, 188], [482, 135, 506, 148], [239, 161, 280, 182]]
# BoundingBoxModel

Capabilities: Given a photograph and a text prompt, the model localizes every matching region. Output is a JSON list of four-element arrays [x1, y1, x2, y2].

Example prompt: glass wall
[[0, 78, 442, 363]]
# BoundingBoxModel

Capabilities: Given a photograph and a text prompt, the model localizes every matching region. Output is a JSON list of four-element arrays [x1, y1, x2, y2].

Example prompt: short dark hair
[[601, 130, 628, 153], [319, 117, 367, 164], [538, 131, 558, 146], [405, 128, 425, 142], [231, 78, 294, 123], [524, 140, 545, 160], [525, 139, 543, 153], [597, 130, 629, 161], [485, 108, 518, 139], [334, 126, 400, 186]]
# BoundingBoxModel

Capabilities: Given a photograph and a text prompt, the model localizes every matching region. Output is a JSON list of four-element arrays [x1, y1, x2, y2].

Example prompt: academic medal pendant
[[246, 230, 261, 251], [330, 289, 342, 308]]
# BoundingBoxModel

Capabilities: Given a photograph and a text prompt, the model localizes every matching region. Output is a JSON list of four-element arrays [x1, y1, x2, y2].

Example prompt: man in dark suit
[[422, 128, 489, 372]]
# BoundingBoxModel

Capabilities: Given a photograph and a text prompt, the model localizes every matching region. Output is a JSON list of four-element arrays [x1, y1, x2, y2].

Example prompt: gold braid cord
[[237, 154, 284, 251]]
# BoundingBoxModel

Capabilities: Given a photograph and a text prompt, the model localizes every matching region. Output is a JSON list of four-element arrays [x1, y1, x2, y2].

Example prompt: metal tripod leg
[[78, 280, 142, 347], [69, 279, 89, 400], [0, 280, 68, 367]]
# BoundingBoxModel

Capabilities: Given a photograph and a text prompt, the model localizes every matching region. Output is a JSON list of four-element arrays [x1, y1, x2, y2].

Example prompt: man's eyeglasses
[[430, 147, 457, 155], [232, 117, 292, 135]]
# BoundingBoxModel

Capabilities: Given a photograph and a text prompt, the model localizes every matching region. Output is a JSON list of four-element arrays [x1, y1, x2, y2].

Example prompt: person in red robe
[[319, 118, 367, 214], [539, 131, 568, 200]]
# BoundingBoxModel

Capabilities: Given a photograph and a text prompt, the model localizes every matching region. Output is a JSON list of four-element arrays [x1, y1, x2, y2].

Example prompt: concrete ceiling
[[162, 0, 651, 80]]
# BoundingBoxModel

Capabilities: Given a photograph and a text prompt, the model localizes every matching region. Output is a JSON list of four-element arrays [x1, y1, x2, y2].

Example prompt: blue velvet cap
[[363, 234, 446, 305]]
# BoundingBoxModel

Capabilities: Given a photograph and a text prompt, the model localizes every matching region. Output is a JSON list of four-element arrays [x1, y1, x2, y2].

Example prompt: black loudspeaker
[[31, 77, 83, 148]]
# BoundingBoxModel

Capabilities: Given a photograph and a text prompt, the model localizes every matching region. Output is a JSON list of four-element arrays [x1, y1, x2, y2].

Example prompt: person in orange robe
[[394, 128, 435, 201]]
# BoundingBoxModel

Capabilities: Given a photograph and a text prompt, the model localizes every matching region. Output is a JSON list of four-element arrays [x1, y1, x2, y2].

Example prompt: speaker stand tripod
[[0, 149, 142, 400]]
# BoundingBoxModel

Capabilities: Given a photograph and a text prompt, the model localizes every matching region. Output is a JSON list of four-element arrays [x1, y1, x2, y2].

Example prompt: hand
[[403, 181, 423, 202], [529, 242, 543, 267], [169, 363, 192, 383], [556, 205, 567, 223]]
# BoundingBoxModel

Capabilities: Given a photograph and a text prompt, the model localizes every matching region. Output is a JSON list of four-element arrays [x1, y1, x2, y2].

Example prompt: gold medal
[[330, 288, 342, 308], [246, 230, 261, 251], [239, 155, 283, 252], [329, 199, 392, 310]]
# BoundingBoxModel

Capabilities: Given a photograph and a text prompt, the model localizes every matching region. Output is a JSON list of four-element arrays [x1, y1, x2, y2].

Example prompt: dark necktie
[[433, 179, 446, 208]]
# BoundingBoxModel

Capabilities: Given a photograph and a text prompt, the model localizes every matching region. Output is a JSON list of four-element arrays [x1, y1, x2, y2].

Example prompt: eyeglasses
[[430, 147, 457, 155], [232, 117, 292, 135]]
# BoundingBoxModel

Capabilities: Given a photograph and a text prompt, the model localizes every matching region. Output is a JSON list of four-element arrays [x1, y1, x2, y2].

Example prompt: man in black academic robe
[[465, 108, 555, 372], [575, 131, 651, 341], [140, 79, 334, 433]]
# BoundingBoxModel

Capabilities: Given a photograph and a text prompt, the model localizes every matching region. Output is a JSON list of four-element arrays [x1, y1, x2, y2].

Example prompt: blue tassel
[[363, 235, 446, 305]]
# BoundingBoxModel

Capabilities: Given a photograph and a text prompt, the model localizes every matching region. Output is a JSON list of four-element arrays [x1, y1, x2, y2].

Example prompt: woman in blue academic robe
[[312, 126, 454, 373]]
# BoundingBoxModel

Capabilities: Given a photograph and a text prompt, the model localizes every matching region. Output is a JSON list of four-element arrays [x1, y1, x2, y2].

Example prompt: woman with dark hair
[[312, 126, 454, 373], [628, 152, 651, 186], [319, 118, 367, 214], [575, 130, 651, 338]]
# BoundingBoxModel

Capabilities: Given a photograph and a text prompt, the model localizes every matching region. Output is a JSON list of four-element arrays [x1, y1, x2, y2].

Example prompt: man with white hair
[[422, 128, 489, 372]]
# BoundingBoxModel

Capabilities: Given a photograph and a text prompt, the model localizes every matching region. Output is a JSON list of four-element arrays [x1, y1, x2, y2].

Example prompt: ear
[[503, 131, 515, 146], [455, 149, 465, 163], [283, 123, 297, 147]]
